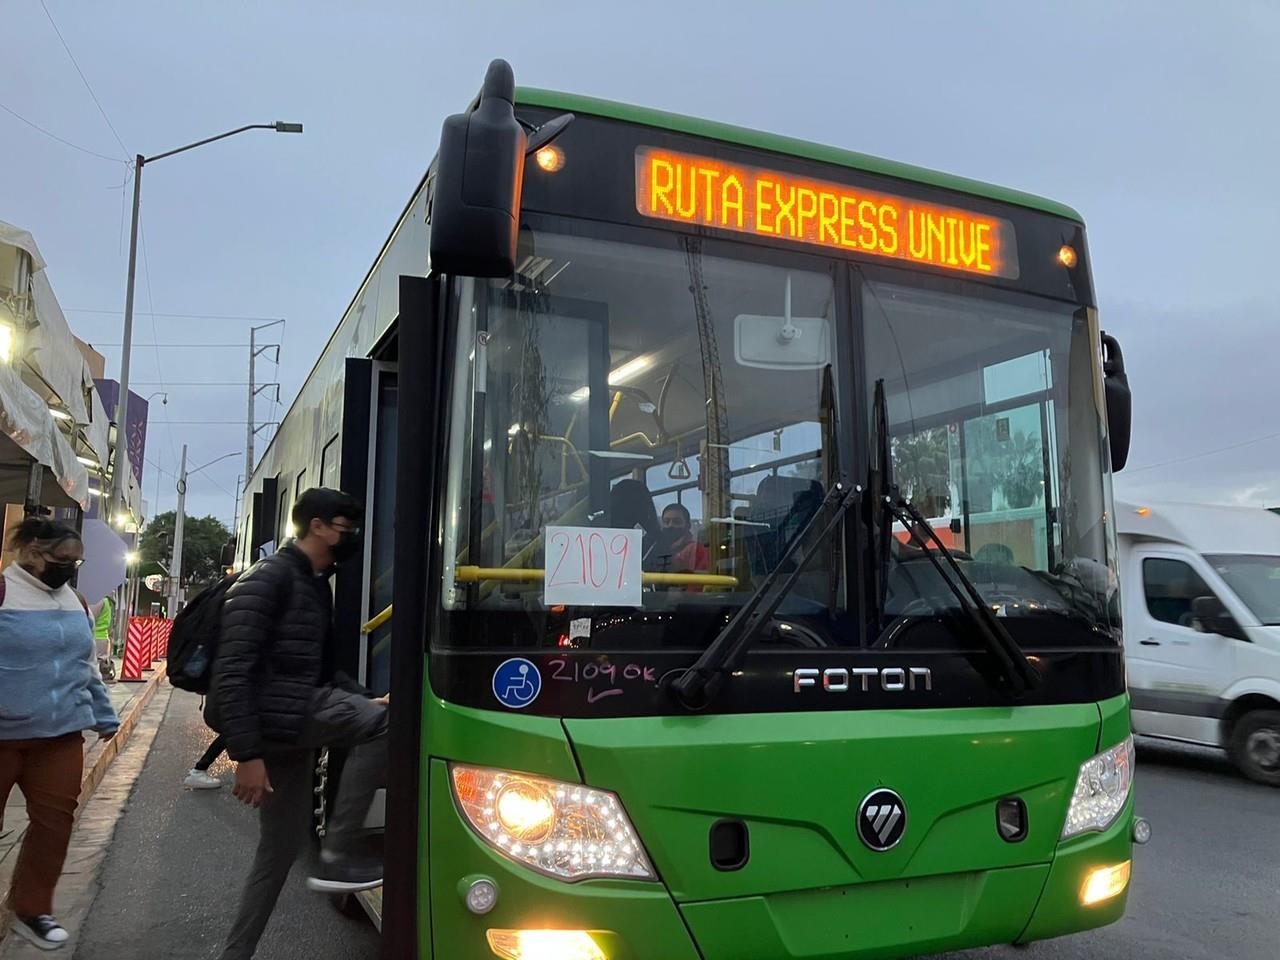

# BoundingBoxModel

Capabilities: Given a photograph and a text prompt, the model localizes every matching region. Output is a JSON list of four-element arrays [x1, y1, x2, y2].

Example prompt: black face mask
[[331, 530, 362, 564], [40, 563, 77, 590]]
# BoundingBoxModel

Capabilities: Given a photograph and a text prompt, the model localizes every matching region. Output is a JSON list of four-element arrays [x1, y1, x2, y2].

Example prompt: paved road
[[935, 739, 1279, 960], [44, 693, 1279, 960], [68, 692, 379, 960]]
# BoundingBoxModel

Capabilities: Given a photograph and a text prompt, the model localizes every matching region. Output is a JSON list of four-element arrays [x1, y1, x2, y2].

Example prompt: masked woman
[[0, 517, 118, 950]]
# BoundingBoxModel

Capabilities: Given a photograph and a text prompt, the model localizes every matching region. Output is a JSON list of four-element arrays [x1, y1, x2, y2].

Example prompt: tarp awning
[[0, 362, 89, 507]]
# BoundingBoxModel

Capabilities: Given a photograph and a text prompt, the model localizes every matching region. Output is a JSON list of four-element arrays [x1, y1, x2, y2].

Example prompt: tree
[[893, 427, 951, 517], [139, 512, 232, 591], [995, 430, 1045, 509]]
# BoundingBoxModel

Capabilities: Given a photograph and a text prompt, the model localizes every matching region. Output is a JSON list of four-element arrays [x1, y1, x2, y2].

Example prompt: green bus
[[239, 59, 1143, 960]]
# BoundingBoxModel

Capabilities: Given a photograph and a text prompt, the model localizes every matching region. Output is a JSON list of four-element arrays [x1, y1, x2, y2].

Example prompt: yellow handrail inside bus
[[362, 604, 394, 635], [455, 565, 738, 589]]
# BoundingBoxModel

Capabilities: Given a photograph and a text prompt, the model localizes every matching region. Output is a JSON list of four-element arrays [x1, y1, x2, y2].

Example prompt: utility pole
[[170, 444, 188, 618], [109, 122, 302, 526], [246, 320, 283, 485], [109, 156, 144, 525]]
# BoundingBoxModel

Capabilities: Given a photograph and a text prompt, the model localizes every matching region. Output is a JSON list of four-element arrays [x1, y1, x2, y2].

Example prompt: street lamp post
[[169, 449, 239, 616], [108, 122, 303, 527]]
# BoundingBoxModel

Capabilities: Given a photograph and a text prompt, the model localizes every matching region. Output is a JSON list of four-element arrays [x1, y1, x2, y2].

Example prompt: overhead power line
[[1126, 430, 1280, 474], [69, 309, 285, 322], [38, 0, 130, 159], [90, 343, 249, 349], [0, 101, 125, 163]]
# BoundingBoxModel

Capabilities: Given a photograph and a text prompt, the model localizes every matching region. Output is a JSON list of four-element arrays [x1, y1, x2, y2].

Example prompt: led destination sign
[[635, 147, 1019, 279]]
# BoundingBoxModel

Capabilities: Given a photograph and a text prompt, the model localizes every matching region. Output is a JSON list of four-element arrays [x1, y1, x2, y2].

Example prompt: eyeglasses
[[328, 522, 361, 536], [43, 555, 85, 568]]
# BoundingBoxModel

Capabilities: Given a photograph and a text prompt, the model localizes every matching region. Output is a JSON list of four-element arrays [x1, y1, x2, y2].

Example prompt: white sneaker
[[12, 914, 70, 950], [184, 769, 222, 789]]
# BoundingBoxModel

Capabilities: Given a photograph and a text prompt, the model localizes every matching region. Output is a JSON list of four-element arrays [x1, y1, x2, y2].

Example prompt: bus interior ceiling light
[[1061, 736, 1134, 839], [486, 929, 606, 960], [570, 355, 652, 401], [450, 764, 655, 881], [1058, 244, 1078, 268]]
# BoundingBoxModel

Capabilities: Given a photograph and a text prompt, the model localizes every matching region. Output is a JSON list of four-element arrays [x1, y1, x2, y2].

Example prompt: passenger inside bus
[[659, 502, 710, 576]]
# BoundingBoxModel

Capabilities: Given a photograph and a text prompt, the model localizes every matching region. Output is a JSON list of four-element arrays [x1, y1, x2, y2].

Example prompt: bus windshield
[[865, 279, 1120, 645], [439, 218, 1117, 650]]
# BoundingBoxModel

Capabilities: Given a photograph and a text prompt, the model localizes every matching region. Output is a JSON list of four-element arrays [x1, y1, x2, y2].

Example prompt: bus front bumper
[[429, 760, 1133, 960]]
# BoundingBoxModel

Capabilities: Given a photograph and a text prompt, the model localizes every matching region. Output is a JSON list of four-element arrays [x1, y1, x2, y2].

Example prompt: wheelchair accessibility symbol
[[492, 658, 541, 709]]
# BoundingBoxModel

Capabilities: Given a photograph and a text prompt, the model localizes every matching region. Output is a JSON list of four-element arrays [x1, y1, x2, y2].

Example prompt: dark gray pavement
[[935, 738, 1280, 960], [67, 692, 378, 960]]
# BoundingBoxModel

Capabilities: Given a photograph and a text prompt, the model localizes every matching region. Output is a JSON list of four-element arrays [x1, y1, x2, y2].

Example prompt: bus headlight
[[451, 764, 655, 881], [1061, 736, 1135, 839]]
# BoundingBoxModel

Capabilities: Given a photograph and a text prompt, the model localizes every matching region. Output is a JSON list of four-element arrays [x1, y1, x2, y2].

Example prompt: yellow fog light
[[486, 929, 606, 960], [1080, 860, 1131, 905]]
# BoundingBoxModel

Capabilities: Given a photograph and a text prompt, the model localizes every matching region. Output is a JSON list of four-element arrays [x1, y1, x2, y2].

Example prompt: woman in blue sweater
[[0, 517, 118, 950]]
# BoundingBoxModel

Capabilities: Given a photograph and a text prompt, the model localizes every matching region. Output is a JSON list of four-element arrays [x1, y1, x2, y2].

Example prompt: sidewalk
[[0, 658, 168, 937]]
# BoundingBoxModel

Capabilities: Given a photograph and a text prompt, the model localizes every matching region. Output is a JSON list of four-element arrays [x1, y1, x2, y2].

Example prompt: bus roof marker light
[[535, 145, 565, 173]]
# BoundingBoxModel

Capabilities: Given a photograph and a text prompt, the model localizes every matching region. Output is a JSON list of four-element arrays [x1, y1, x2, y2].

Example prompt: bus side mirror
[[220, 538, 237, 569], [1101, 332, 1131, 472], [429, 59, 527, 278]]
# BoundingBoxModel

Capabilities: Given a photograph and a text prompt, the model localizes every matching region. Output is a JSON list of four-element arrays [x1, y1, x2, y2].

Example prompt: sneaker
[[183, 769, 222, 790], [11, 914, 69, 950], [306, 850, 383, 893]]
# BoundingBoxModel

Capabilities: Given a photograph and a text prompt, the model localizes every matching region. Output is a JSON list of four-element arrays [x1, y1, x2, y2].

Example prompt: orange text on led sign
[[634, 147, 1019, 279]]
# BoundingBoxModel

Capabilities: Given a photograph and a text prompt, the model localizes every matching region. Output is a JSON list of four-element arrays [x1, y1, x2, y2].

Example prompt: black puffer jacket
[[209, 544, 342, 761]]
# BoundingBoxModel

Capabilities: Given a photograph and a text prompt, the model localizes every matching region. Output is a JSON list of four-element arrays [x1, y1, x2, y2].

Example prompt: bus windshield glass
[[439, 218, 1118, 651], [864, 279, 1120, 647]]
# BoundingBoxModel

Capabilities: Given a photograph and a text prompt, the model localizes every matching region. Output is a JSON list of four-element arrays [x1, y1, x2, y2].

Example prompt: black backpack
[[167, 573, 240, 693]]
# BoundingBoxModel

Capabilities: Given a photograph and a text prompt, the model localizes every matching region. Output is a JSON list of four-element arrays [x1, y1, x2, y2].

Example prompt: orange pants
[[0, 734, 84, 917]]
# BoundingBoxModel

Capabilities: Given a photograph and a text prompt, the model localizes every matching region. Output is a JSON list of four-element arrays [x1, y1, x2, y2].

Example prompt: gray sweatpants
[[219, 686, 387, 960]]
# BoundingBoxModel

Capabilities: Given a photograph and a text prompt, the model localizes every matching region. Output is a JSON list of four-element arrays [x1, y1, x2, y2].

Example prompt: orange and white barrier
[[121, 616, 172, 680], [121, 618, 149, 681]]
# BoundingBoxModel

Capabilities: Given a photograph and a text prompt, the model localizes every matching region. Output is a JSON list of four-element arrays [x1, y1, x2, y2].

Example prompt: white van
[[1117, 500, 1280, 784]]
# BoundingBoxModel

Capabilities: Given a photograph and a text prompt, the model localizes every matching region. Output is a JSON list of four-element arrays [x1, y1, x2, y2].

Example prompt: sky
[[3, 0, 1278, 528]]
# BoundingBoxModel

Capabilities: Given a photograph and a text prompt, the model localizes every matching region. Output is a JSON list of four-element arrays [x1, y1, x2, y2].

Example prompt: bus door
[[360, 360, 398, 695]]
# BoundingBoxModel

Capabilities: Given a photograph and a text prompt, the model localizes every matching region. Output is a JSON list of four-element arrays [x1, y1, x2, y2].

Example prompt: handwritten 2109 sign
[[544, 525, 643, 607]]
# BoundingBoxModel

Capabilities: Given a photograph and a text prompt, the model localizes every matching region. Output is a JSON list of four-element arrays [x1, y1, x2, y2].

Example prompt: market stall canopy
[[0, 220, 124, 511], [0, 344, 88, 507]]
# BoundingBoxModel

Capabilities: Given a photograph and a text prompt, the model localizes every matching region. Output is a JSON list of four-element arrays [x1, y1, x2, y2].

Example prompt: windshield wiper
[[670, 478, 862, 710], [871, 380, 1040, 697]]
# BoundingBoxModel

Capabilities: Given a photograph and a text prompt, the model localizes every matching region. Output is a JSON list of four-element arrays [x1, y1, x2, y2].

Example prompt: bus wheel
[[1228, 710, 1280, 786]]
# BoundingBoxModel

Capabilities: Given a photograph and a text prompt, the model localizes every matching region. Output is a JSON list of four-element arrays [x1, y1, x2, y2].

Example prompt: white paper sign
[[544, 525, 643, 608]]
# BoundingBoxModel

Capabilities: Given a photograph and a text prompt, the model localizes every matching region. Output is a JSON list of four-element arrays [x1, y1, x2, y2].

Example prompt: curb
[[78, 662, 167, 808], [0, 662, 168, 937]]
